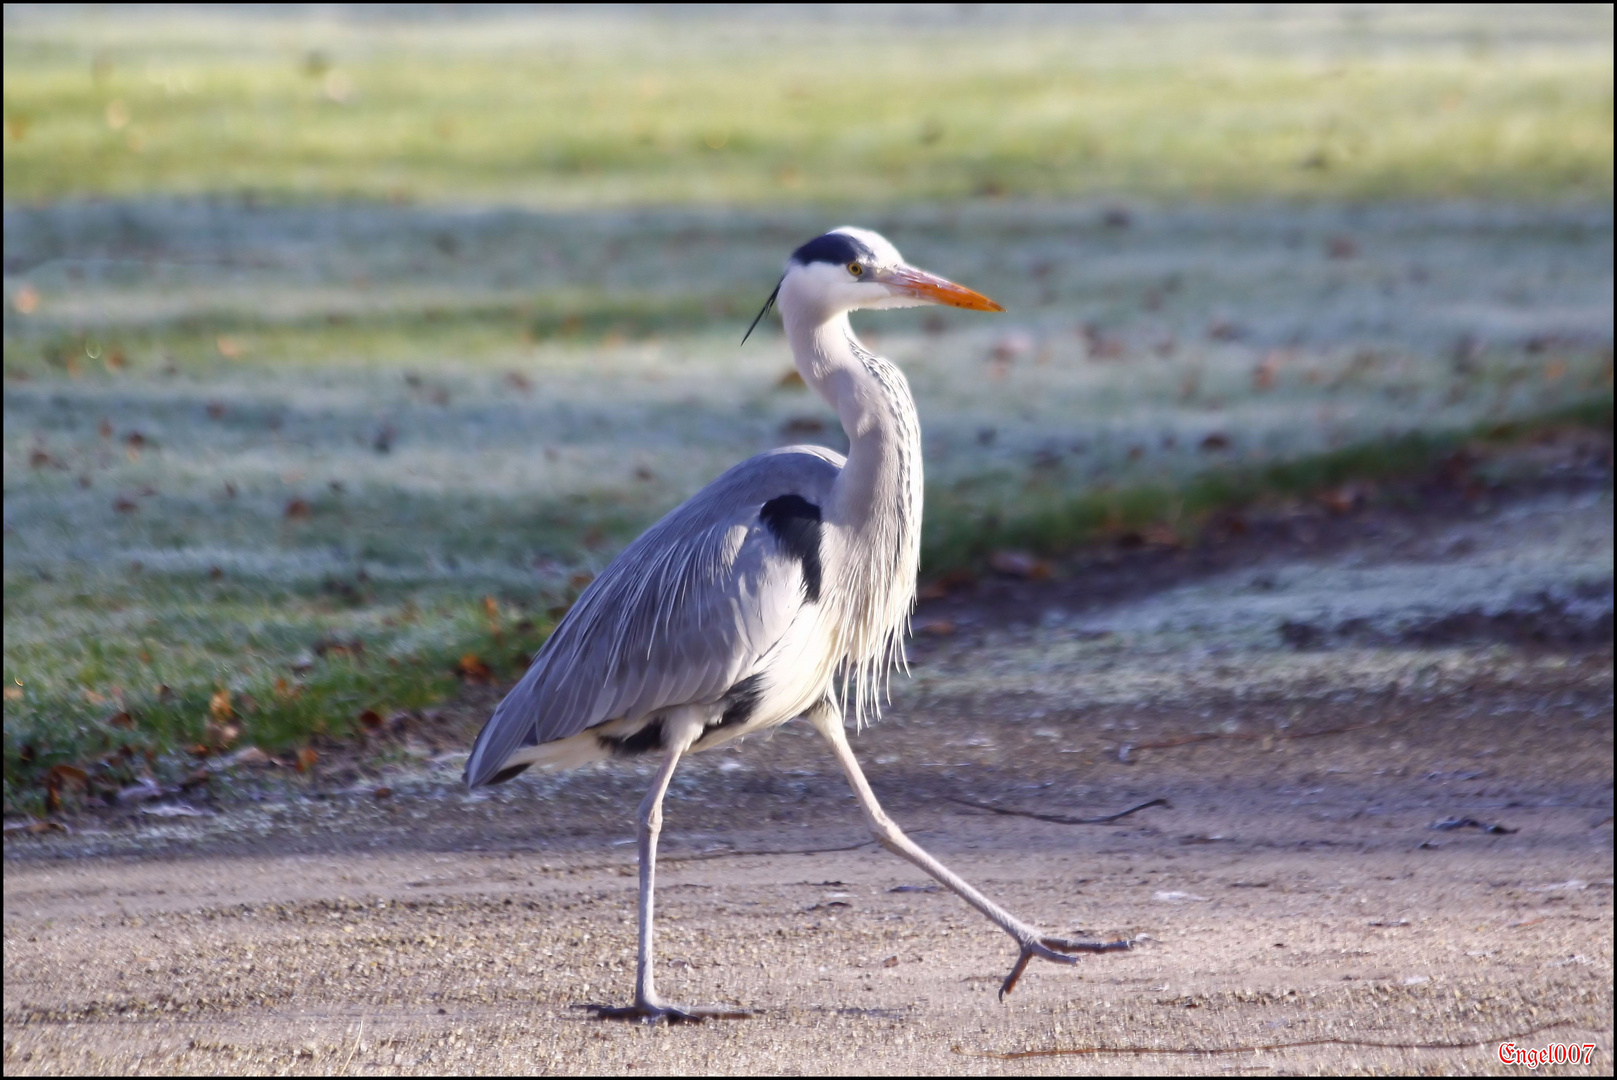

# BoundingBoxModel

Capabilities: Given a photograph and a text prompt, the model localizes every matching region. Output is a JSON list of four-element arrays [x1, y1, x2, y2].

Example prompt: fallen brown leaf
[[1326, 234, 1359, 259], [296, 747, 318, 773], [1317, 482, 1374, 515], [284, 498, 312, 520], [223, 746, 272, 768], [1142, 524, 1183, 548], [206, 721, 241, 749], [1253, 351, 1281, 391], [916, 567, 979, 601], [992, 331, 1034, 363], [43, 764, 90, 814], [3, 818, 68, 835], [209, 689, 233, 722], [358, 708, 384, 731], [456, 654, 494, 683], [313, 637, 364, 659]]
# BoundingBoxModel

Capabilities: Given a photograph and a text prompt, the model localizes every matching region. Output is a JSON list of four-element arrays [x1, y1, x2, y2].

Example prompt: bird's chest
[[745, 605, 843, 725]]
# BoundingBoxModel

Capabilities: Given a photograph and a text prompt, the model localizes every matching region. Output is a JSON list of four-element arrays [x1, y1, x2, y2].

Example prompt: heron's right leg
[[589, 708, 750, 1024], [807, 702, 1131, 998]]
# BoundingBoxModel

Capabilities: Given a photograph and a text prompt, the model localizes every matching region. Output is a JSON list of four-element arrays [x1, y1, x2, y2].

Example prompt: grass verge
[[3, 7, 1611, 205], [924, 397, 1613, 569], [6, 395, 1608, 816]]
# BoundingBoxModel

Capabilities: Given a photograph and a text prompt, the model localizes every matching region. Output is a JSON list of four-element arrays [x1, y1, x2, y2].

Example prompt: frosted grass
[[3, 198, 1611, 794]]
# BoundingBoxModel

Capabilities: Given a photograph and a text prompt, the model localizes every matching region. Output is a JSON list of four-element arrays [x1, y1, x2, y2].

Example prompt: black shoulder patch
[[759, 494, 823, 602], [790, 232, 874, 268]]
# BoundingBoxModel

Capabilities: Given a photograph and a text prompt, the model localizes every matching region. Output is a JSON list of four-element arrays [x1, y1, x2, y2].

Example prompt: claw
[[998, 946, 1036, 1000], [998, 935, 1134, 1000]]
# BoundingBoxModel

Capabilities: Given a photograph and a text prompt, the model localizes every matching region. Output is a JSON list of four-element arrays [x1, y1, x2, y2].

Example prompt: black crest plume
[[741, 277, 783, 345]]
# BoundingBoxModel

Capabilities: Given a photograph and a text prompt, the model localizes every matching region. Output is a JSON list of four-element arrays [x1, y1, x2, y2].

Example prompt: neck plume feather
[[789, 312, 923, 727]]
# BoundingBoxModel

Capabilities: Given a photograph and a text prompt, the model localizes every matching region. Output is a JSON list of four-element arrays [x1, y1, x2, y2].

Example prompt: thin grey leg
[[807, 702, 1131, 998], [589, 709, 751, 1023]]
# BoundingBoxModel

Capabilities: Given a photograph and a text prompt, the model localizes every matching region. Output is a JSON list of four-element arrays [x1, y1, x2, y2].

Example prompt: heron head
[[745, 227, 1002, 341]]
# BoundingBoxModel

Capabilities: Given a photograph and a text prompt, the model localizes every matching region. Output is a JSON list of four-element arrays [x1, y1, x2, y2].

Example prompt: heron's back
[[464, 445, 844, 787]]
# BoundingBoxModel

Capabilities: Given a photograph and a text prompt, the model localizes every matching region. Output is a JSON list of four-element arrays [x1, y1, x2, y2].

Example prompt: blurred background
[[3, 4, 1612, 809]]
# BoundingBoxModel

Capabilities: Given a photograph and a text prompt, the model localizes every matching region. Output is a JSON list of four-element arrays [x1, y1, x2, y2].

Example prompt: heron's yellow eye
[[848, 262, 863, 276]]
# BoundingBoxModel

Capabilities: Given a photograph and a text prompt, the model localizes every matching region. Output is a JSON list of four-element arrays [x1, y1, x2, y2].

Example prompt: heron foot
[[999, 934, 1133, 1000], [584, 1001, 754, 1024]]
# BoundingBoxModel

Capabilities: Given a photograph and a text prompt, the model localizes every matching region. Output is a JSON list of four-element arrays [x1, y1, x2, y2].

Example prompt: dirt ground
[[5, 456, 1613, 1076]]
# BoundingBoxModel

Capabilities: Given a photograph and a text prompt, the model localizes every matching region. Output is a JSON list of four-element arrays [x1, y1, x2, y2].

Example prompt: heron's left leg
[[807, 702, 1131, 998], [589, 708, 751, 1024]]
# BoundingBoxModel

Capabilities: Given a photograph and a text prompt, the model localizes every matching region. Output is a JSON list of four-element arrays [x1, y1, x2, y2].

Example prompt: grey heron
[[465, 227, 1130, 1022]]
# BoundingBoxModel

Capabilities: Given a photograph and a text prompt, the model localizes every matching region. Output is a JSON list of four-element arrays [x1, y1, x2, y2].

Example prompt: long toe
[[1042, 934, 1134, 955], [999, 933, 1134, 999]]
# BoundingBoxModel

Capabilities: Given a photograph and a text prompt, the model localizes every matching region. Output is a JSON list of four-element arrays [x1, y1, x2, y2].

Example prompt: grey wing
[[464, 445, 842, 787]]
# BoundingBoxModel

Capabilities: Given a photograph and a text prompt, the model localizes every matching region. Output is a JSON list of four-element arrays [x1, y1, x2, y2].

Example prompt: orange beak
[[885, 266, 1005, 312]]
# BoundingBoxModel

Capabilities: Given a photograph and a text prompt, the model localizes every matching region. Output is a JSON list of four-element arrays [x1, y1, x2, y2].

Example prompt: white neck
[[783, 308, 920, 516], [780, 297, 923, 723]]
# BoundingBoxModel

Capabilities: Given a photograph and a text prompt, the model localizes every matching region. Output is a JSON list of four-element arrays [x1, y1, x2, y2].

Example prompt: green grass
[[4, 195, 1611, 812], [922, 396, 1616, 569], [3, 6, 1611, 205], [4, 7, 1613, 813], [6, 395, 1608, 813], [3, 568, 554, 813]]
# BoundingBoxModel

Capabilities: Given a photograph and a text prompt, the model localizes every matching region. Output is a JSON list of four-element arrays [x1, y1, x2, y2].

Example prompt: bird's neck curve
[[783, 309, 922, 534], [782, 303, 923, 721]]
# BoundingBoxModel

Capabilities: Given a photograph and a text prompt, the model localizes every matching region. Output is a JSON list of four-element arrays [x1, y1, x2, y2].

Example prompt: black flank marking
[[760, 494, 823, 602], [487, 762, 532, 785], [715, 673, 766, 731], [790, 232, 875, 268], [599, 717, 664, 758]]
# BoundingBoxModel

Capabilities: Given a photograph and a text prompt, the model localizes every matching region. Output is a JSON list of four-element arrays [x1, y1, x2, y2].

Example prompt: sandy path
[[5, 481, 1613, 1075]]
